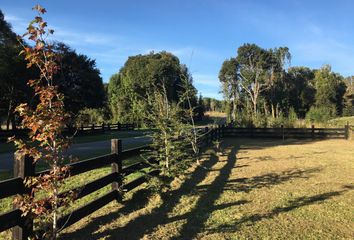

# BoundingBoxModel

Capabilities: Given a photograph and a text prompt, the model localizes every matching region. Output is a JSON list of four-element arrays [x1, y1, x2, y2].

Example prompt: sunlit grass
[[59, 138, 354, 239]]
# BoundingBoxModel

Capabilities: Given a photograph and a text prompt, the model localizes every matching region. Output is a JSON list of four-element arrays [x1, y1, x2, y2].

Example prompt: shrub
[[305, 106, 336, 124], [76, 108, 110, 125]]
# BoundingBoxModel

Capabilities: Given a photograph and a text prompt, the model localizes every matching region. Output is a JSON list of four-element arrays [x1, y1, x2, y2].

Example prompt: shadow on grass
[[207, 185, 354, 235], [60, 138, 332, 239], [197, 167, 321, 193], [61, 148, 222, 240]]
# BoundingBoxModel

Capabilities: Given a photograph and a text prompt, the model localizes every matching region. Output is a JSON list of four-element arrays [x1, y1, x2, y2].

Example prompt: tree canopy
[[108, 51, 199, 124]]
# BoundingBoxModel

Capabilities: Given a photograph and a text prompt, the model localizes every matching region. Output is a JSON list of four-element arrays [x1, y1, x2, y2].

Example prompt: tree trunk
[[6, 99, 13, 130], [271, 104, 276, 118], [232, 98, 237, 122]]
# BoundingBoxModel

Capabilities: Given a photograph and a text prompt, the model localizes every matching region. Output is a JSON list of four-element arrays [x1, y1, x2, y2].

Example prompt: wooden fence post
[[13, 154, 35, 240], [117, 123, 121, 131], [107, 123, 111, 131], [205, 127, 209, 145], [81, 124, 84, 132], [311, 125, 315, 140], [102, 123, 105, 133], [111, 139, 122, 202], [281, 125, 284, 141], [91, 124, 95, 131], [344, 122, 349, 140]]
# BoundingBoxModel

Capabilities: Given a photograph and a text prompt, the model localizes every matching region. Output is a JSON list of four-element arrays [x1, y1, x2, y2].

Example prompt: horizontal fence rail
[[223, 125, 348, 139], [0, 122, 135, 142]]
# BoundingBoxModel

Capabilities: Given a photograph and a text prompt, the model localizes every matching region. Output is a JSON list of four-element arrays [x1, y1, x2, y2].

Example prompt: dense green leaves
[[55, 43, 106, 116], [220, 43, 351, 126], [108, 51, 200, 125]]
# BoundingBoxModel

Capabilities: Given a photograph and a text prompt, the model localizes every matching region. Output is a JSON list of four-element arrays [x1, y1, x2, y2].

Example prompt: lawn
[[56, 138, 354, 239], [328, 116, 354, 127]]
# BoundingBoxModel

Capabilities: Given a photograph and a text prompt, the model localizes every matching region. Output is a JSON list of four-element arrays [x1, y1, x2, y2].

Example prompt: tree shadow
[[206, 185, 354, 235], [61, 148, 223, 240], [196, 167, 321, 193], [60, 137, 330, 240], [169, 143, 239, 239], [60, 188, 153, 239]]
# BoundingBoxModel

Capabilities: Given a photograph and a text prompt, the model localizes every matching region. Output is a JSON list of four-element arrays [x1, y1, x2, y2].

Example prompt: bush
[[253, 112, 268, 128], [305, 106, 336, 124], [76, 108, 110, 125]]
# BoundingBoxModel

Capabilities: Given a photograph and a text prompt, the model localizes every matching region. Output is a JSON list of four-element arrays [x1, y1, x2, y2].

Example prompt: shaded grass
[[59, 138, 354, 239]]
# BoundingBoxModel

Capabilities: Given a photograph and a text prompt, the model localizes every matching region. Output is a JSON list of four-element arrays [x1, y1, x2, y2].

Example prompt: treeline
[[219, 43, 354, 126], [0, 10, 106, 129], [0, 10, 207, 129]]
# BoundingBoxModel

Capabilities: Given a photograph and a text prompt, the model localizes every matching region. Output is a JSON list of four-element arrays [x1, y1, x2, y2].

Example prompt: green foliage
[[343, 76, 354, 116], [314, 65, 346, 115], [108, 51, 198, 125], [142, 85, 192, 181], [76, 108, 110, 125], [306, 106, 336, 124], [0, 10, 35, 129], [286, 67, 316, 118], [220, 43, 347, 125], [55, 43, 106, 116]]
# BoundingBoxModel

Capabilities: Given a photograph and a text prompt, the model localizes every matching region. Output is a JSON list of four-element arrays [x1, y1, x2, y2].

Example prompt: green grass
[[328, 116, 354, 127], [57, 138, 353, 239]]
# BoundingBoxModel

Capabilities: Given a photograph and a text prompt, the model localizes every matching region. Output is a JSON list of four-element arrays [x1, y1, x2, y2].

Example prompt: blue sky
[[1, 0, 354, 99]]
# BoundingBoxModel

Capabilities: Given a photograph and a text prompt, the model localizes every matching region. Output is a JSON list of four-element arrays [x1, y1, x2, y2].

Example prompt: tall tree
[[236, 43, 273, 116], [314, 65, 346, 115], [263, 47, 291, 117], [219, 57, 239, 121], [55, 43, 106, 118], [343, 76, 354, 116], [108, 51, 197, 124], [285, 67, 316, 118], [0, 10, 34, 129]]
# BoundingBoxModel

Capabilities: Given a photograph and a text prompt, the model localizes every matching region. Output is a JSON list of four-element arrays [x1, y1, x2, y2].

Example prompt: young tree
[[11, 5, 72, 239], [143, 83, 191, 179]]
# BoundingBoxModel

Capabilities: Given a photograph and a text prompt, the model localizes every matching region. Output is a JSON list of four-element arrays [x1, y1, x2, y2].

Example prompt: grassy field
[[328, 116, 354, 127], [1, 138, 353, 239], [50, 138, 354, 239], [196, 111, 227, 127]]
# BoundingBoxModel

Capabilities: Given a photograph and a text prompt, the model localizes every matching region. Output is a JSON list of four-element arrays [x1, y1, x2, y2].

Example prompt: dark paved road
[[0, 136, 151, 171]]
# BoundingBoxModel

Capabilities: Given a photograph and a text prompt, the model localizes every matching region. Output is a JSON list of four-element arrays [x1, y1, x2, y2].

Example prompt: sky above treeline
[[1, 0, 353, 99]]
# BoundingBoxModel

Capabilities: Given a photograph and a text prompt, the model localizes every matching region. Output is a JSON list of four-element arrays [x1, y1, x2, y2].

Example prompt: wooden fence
[[0, 123, 135, 142], [223, 125, 350, 140], [0, 126, 221, 240]]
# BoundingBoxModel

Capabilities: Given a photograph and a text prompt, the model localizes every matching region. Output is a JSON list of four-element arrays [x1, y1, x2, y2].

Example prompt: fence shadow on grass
[[61, 147, 222, 240], [60, 138, 330, 239]]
